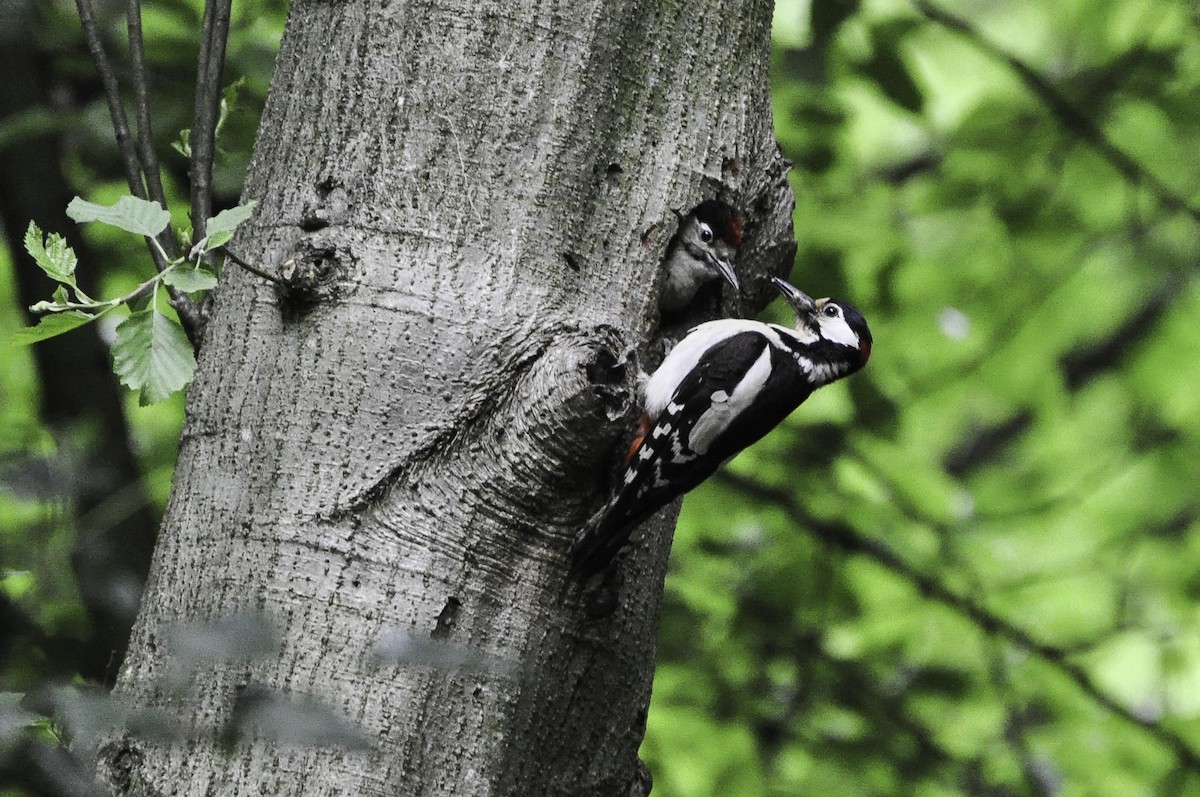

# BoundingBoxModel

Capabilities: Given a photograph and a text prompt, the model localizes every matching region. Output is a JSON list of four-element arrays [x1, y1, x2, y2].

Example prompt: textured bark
[[99, 0, 792, 794]]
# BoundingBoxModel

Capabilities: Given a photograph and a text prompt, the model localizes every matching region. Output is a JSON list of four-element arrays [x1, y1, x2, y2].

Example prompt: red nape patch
[[723, 213, 744, 247], [623, 413, 652, 467], [859, 339, 872, 365]]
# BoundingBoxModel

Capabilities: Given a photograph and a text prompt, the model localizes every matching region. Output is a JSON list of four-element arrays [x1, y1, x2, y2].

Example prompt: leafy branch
[[717, 470, 1200, 772], [913, 0, 1200, 227], [18, 196, 256, 404], [71, 0, 241, 345]]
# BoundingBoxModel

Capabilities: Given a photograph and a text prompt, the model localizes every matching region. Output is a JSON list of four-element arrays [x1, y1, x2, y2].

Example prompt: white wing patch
[[687, 347, 773, 455]]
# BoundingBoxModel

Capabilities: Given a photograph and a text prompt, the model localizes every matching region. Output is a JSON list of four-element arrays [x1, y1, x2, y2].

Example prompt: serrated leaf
[[23, 222, 77, 284], [13, 311, 98, 345], [67, 195, 171, 238], [203, 200, 258, 251], [163, 266, 218, 292], [52, 285, 69, 304], [112, 309, 196, 404]]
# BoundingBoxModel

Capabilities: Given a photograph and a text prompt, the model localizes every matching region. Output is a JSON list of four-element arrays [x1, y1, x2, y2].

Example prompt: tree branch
[[73, 0, 203, 346], [913, 0, 1200, 226], [219, 247, 285, 286], [126, 0, 173, 256], [74, 0, 143, 201], [717, 470, 1200, 771], [190, 0, 233, 242]]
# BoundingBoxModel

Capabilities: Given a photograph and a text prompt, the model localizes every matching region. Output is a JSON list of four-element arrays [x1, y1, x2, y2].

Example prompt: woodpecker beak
[[770, 277, 816, 314], [708, 254, 740, 293]]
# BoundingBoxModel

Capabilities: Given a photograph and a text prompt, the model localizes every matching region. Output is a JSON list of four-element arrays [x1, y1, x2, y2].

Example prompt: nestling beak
[[708, 254, 740, 293], [770, 276, 816, 314]]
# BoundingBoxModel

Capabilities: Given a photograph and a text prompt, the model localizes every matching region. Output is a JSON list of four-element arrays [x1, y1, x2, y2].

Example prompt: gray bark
[[97, 0, 793, 794]]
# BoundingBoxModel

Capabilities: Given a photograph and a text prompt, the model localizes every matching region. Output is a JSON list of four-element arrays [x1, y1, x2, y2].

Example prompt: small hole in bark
[[315, 177, 339, 199], [299, 214, 330, 232], [431, 596, 462, 640]]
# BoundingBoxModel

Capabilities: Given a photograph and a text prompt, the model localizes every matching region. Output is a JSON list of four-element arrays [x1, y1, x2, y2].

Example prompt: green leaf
[[66, 195, 171, 238], [217, 78, 246, 142], [112, 309, 196, 404], [203, 200, 257, 251], [173, 128, 191, 158], [163, 266, 218, 292], [23, 221, 77, 284], [12, 311, 98, 345]]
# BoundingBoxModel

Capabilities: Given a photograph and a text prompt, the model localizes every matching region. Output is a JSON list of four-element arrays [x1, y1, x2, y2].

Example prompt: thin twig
[[75, 0, 201, 344], [219, 247, 285, 286], [74, 0, 144, 200], [913, 0, 1200, 226], [717, 471, 1200, 771], [126, 0, 175, 257], [190, 0, 233, 242]]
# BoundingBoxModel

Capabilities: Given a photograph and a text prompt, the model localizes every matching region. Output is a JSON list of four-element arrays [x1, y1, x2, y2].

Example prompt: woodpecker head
[[771, 276, 873, 371], [660, 200, 743, 311]]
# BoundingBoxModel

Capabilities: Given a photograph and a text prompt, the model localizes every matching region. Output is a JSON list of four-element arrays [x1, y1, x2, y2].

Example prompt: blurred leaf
[[225, 686, 370, 750], [372, 629, 514, 675], [163, 613, 278, 688], [861, 28, 924, 113], [811, 0, 859, 48]]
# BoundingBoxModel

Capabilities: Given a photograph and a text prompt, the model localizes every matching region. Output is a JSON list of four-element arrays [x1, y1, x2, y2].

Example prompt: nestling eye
[[823, 305, 840, 318], [697, 222, 714, 243]]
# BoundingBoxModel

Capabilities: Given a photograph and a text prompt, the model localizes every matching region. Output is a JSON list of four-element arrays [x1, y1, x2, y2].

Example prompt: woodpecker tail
[[567, 503, 629, 585]]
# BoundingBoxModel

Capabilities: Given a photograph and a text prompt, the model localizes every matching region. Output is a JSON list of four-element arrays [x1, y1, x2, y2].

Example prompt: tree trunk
[[98, 0, 792, 793]]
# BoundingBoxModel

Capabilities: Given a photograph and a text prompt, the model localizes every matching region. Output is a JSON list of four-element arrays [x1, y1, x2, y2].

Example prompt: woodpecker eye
[[697, 222, 714, 243], [823, 305, 840, 318]]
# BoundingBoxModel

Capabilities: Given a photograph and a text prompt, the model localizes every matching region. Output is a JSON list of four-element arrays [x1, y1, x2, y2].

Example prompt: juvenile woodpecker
[[659, 200, 743, 312], [571, 277, 872, 580]]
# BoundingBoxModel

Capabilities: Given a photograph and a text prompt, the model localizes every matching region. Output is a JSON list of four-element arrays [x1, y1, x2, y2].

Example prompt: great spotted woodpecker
[[570, 277, 872, 580], [659, 200, 743, 312]]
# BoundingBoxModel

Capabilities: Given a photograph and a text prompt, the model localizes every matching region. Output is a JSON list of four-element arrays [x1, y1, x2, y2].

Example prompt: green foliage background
[[4, 0, 1200, 794]]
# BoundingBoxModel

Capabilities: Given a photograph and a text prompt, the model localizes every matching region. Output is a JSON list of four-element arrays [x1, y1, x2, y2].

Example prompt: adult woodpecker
[[570, 277, 872, 581], [659, 200, 743, 313]]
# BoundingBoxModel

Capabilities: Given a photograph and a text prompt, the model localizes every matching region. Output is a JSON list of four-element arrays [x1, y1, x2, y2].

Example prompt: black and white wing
[[570, 327, 811, 579]]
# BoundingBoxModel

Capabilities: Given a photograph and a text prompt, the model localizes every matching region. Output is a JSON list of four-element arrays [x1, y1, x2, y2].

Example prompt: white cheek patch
[[818, 316, 860, 349]]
